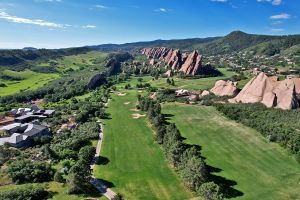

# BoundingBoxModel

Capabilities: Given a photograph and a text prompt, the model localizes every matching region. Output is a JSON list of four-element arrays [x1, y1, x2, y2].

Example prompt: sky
[[0, 0, 299, 49]]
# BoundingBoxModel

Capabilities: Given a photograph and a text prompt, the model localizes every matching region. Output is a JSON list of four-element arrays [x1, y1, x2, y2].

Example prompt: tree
[[180, 156, 207, 190], [0, 185, 49, 200], [54, 171, 65, 183], [197, 182, 223, 200], [7, 159, 53, 184]]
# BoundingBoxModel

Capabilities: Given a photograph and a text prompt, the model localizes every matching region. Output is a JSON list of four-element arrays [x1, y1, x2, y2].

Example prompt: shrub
[[7, 159, 53, 184], [197, 182, 223, 200]]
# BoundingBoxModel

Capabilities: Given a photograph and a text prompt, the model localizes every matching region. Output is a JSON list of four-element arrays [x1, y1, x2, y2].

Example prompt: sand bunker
[[124, 102, 130, 105], [117, 92, 126, 96], [130, 108, 140, 112], [132, 113, 146, 119]]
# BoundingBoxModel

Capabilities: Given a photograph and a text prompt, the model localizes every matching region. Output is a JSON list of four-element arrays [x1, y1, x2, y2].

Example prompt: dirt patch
[[124, 102, 131, 105], [117, 92, 126, 96], [132, 113, 146, 119]]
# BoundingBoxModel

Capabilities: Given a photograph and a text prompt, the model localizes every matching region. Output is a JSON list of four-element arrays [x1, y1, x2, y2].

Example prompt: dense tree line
[[138, 96, 224, 199], [0, 185, 49, 200], [7, 159, 53, 184], [215, 103, 300, 163]]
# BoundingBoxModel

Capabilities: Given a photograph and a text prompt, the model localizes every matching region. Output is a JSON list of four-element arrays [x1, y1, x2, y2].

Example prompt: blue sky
[[0, 0, 299, 49]]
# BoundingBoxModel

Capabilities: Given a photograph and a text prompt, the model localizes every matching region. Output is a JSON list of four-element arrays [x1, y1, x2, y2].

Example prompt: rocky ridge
[[229, 72, 299, 110], [141, 47, 202, 76]]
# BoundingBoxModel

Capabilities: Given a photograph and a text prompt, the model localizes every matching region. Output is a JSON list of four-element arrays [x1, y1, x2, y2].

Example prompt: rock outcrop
[[229, 72, 299, 110], [179, 50, 202, 76], [210, 80, 238, 96], [141, 47, 204, 76], [87, 73, 107, 90]]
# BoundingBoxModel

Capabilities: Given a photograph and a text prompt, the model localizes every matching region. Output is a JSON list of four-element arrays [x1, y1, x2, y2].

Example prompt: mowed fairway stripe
[[163, 103, 300, 200], [94, 90, 192, 200]]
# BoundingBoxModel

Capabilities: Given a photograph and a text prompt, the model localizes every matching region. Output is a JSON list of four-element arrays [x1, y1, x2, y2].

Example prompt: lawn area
[[163, 103, 300, 200], [146, 68, 236, 91], [0, 70, 59, 97], [93, 89, 193, 200]]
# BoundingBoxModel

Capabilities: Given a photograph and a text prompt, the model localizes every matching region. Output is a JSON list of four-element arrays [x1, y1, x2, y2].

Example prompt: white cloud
[[95, 4, 108, 9], [35, 0, 62, 2], [272, 20, 283, 25], [257, 0, 282, 6], [211, 0, 228, 2], [155, 8, 168, 13], [271, 28, 284, 32], [0, 10, 66, 28], [82, 25, 96, 29], [270, 13, 290, 19]]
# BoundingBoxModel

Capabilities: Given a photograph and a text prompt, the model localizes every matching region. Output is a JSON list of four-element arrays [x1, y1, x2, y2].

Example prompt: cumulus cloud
[[257, 0, 282, 6], [82, 25, 96, 29], [270, 13, 290, 19], [154, 8, 168, 13], [0, 10, 66, 28]]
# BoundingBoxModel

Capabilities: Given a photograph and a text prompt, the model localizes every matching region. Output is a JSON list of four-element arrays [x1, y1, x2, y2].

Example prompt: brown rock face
[[179, 50, 202, 76], [210, 80, 238, 96], [230, 72, 299, 110], [141, 48, 203, 76], [291, 78, 300, 94]]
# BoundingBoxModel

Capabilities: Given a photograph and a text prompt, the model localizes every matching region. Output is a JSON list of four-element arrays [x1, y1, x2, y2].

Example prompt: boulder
[[210, 80, 238, 96], [273, 79, 299, 110], [230, 72, 299, 110], [201, 90, 210, 96], [149, 59, 155, 65], [231, 72, 274, 104], [164, 70, 173, 77], [292, 78, 300, 94]]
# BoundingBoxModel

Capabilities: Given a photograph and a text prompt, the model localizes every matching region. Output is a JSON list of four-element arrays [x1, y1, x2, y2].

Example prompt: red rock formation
[[210, 80, 238, 96], [179, 50, 202, 76], [141, 48, 203, 76], [229, 72, 299, 110]]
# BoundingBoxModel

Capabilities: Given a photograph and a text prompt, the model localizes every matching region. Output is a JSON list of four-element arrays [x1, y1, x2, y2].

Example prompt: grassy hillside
[[0, 70, 59, 97], [163, 103, 300, 200], [93, 89, 193, 200]]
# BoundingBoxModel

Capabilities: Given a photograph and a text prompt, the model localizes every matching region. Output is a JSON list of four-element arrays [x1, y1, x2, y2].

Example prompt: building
[[0, 123, 49, 148]]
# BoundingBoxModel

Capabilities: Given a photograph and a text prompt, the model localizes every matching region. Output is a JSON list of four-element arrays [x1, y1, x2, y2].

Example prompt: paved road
[[90, 99, 116, 200]]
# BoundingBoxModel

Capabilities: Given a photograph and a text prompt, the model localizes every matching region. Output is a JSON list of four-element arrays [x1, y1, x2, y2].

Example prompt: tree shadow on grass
[[96, 156, 110, 165], [163, 113, 175, 122], [97, 179, 115, 188]]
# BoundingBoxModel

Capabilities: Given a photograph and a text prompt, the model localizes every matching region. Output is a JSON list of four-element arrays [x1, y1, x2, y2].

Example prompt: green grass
[[0, 70, 59, 97], [93, 89, 193, 200], [163, 103, 300, 200], [147, 68, 235, 91]]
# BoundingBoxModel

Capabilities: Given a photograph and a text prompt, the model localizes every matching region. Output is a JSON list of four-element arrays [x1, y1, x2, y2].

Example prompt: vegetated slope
[[163, 103, 300, 200], [0, 47, 90, 68], [0, 70, 59, 97], [89, 37, 220, 52], [93, 89, 192, 200], [90, 31, 300, 56]]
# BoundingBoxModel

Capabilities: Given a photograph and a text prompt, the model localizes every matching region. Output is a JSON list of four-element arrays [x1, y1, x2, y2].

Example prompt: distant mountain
[[89, 31, 300, 56], [89, 37, 221, 52], [23, 47, 37, 51]]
